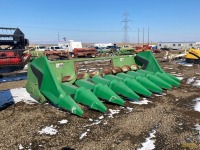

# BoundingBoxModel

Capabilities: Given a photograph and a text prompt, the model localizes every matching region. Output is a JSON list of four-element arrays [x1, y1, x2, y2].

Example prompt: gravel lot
[[0, 51, 200, 150]]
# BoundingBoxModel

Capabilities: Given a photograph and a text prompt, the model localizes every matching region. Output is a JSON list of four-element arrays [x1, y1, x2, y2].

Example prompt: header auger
[[26, 51, 181, 117]]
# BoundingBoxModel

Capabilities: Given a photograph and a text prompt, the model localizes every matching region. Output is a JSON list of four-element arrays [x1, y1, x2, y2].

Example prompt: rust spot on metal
[[89, 71, 99, 78], [100, 67, 112, 76], [122, 65, 131, 72], [62, 75, 73, 82], [77, 72, 88, 80], [112, 66, 122, 74], [130, 64, 139, 70]]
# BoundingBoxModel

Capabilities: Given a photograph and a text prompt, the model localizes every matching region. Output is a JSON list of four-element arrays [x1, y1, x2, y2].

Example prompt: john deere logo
[[71, 106, 76, 113], [56, 63, 63, 68]]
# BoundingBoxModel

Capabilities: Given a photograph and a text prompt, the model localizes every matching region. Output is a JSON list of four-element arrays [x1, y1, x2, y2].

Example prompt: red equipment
[[0, 27, 30, 68], [134, 45, 152, 53], [73, 48, 97, 57]]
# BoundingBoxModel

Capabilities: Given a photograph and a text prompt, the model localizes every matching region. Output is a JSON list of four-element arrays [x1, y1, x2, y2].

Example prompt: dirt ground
[[0, 50, 200, 150]]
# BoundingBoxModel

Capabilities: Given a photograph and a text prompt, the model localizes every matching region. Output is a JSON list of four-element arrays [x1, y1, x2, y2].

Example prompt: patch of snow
[[23, 64, 28, 70], [83, 120, 102, 127], [172, 74, 183, 77], [195, 102, 200, 112], [183, 64, 193, 67], [79, 131, 88, 140], [79, 129, 90, 140], [58, 119, 68, 124], [194, 124, 200, 142], [138, 130, 156, 150], [195, 124, 200, 131], [0, 76, 27, 83], [103, 121, 108, 125], [193, 98, 200, 112], [192, 80, 200, 88], [108, 109, 120, 118], [38, 125, 58, 135], [19, 144, 24, 149], [171, 73, 184, 80], [92, 121, 101, 125], [130, 99, 152, 105], [99, 116, 104, 119], [177, 61, 193, 67], [178, 123, 183, 130], [164, 67, 173, 69], [176, 77, 184, 80], [89, 118, 93, 121], [0, 88, 38, 108], [178, 123, 183, 126], [186, 77, 195, 84], [126, 107, 133, 112], [154, 93, 164, 97], [154, 93, 166, 96]]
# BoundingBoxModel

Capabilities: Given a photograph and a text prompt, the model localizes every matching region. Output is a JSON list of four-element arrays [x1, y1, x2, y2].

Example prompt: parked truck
[[48, 46, 66, 51], [58, 40, 97, 57], [34, 45, 48, 51]]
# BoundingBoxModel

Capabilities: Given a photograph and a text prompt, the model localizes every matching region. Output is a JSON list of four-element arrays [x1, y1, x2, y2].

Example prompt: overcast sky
[[1, 0, 200, 44]]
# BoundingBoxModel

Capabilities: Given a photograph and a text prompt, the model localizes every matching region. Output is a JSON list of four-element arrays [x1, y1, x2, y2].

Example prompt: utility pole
[[148, 27, 149, 45], [58, 32, 60, 42], [138, 28, 140, 46], [121, 12, 132, 45], [143, 28, 144, 45]]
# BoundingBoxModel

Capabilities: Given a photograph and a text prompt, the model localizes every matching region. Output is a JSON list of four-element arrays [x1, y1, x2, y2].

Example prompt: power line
[[2, 24, 138, 33], [121, 12, 132, 45]]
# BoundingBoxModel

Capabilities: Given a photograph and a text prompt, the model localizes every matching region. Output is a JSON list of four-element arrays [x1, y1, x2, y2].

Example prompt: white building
[[157, 42, 199, 50]]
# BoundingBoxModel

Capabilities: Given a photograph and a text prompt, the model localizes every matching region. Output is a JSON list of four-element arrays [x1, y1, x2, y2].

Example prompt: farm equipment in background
[[164, 50, 187, 62], [118, 46, 135, 55], [134, 45, 152, 53], [58, 40, 97, 58], [26, 50, 70, 61], [26, 51, 181, 117], [73, 48, 97, 58], [0, 27, 30, 69], [185, 48, 200, 63], [26, 45, 71, 61], [26, 47, 97, 61]]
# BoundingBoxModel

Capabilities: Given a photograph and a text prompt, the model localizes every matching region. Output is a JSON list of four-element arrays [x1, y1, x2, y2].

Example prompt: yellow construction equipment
[[185, 48, 200, 63]]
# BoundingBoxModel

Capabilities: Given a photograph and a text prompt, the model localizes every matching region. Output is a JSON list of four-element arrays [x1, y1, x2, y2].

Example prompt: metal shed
[[157, 42, 198, 50]]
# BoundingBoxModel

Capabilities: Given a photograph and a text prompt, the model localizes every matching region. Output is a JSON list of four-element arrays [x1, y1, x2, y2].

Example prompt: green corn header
[[26, 51, 181, 117]]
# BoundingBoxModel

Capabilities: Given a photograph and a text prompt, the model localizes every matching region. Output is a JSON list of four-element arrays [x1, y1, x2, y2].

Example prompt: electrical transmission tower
[[121, 12, 132, 45]]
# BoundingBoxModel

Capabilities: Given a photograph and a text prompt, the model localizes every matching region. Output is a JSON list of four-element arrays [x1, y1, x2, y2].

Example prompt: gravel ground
[[0, 50, 200, 150]]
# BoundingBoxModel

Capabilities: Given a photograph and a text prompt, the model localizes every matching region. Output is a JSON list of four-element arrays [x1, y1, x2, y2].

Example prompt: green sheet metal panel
[[112, 55, 135, 67], [135, 51, 164, 73], [26, 51, 182, 117], [48, 60, 76, 84]]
